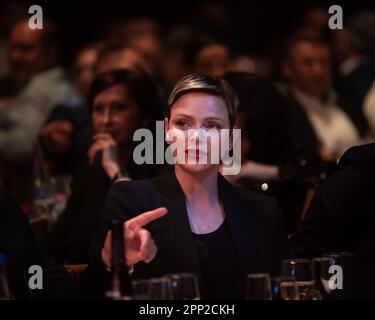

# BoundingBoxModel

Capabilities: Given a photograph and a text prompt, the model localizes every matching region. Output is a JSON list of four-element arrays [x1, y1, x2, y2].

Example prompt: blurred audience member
[[161, 28, 230, 88], [224, 72, 306, 232], [40, 43, 158, 178], [0, 19, 81, 202], [95, 44, 154, 76], [101, 18, 162, 77], [334, 12, 375, 137], [300, 5, 330, 39], [161, 27, 201, 91], [193, 39, 230, 78], [282, 35, 362, 167], [46, 69, 165, 264], [73, 43, 103, 100], [290, 143, 375, 298], [0, 19, 81, 160], [41, 43, 102, 158]]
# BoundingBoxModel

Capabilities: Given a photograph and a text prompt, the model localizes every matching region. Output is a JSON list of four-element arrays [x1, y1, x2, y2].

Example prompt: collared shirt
[[292, 86, 362, 157], [339, 56, 364, 77]]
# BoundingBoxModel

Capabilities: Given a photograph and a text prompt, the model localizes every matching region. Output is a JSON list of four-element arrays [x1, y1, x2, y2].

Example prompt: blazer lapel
[[158, 170, 265, 283], [160, 170, 203, 282]]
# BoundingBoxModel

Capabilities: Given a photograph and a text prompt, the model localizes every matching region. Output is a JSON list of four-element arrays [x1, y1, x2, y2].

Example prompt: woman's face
[[92, 84, 142, 146], [166, 92, 231, 174]]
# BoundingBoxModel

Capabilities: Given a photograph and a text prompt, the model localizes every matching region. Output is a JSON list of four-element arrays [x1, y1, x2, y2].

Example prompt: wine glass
[[323, 252, 354, 271], [272, 276, 299, 300], [322, 252, 354, 297], [148, 278, 174, 300], [246, 273, 272, 300], [131, 279, 151, 300], [281, 259, 314, 300], [163, 273, 200, 300], [313, 257, 335, 296]]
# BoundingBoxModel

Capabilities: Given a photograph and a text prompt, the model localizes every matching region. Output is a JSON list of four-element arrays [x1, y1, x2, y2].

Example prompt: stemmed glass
[[281, 259, 315, 300], [272, 276, 299, 300]]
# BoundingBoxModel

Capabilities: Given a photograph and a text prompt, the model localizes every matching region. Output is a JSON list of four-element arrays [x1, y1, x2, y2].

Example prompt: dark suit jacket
[[88, 168, 289, 299], [290, 143, 375, 298], [284, 92, 339, 183]]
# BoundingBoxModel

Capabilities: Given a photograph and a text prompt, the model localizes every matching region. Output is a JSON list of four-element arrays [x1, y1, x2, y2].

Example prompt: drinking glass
[[148, 278, 174, 300], [281, 259, 314, 300], [272, 276, 299, 300], [163, 273, 200, 300], [246, 273, 272, 300]]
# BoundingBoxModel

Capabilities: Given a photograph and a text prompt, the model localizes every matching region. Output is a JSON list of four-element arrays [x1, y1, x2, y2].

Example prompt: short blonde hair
[[167, 74, 239, 128]]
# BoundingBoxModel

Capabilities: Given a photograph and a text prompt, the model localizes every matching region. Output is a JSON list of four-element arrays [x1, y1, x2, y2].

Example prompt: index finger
[[126, 207, 168, 228]]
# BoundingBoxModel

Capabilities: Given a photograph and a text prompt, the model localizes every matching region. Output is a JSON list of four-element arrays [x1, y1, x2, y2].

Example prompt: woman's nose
[[100, 108, 111, 125], [188, 128, 207, 144]]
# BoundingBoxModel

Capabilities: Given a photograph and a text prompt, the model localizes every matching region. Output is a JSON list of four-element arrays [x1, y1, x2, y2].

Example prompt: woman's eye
[[93, 105, 104, 113], [206, 123, 221, 129], [176, 120, 189, 128], [112, 103, 127, 112]]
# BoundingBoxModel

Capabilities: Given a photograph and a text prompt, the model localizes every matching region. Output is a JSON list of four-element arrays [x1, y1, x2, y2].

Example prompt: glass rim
[[282, 258, 312, 264], [322, 252, 355, 258], [312, 256, 335, 262], [247, 273, 271, 279], [272, 276, 297, 282]]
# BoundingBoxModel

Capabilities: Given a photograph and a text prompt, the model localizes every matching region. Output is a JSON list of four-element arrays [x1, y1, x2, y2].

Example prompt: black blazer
[[89, 168, 289, 298]]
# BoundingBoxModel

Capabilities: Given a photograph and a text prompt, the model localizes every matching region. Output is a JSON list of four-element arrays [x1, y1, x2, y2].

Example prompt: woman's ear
[[164, 117, 170, 142]]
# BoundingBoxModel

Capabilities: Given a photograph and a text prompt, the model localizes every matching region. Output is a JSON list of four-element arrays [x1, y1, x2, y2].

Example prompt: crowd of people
[[0, 3, 375, 299]]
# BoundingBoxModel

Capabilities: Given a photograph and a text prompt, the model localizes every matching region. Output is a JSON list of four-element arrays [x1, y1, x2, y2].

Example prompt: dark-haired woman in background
[[46, 68, 165, 264]]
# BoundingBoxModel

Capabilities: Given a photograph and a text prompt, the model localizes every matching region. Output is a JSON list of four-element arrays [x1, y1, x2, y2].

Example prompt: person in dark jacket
[[91, 74, 289, 299], [290, 143, 375, 298]]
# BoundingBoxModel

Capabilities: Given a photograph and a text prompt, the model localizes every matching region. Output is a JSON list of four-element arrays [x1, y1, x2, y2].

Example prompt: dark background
[[1, 0, 374, 64]]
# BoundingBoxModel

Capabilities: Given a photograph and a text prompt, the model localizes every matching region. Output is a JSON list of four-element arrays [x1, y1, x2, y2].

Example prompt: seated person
[[281, 34, 363, 179], [46, 68, 165, 264], [40, 44, 156, 178], [224, 72, 303, 232], [0, 19, 82, 203], [290, 143, 375, 298], [91, 74, 289, 299]]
